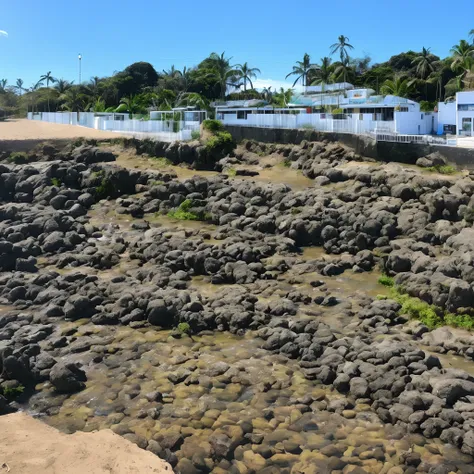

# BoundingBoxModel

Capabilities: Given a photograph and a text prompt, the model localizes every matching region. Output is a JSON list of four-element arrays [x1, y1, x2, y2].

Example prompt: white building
[[437, 91, 474, 136], [216, 86, 437, 135]]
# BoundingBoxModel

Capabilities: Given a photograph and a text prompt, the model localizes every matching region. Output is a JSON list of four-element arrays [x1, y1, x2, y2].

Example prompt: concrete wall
[[437, 102, 456, 134], [225, 125, 474, 169]]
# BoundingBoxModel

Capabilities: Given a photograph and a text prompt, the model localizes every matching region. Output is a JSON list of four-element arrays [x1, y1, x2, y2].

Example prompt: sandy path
[[0, 412, 172, 474], [0, 119, 125, 141]]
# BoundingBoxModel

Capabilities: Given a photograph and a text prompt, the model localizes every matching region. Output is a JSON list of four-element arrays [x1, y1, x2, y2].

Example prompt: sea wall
[[225, 125, 474, 170]]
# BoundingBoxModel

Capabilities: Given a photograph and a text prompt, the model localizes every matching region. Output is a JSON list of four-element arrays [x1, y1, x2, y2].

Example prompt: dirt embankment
[[0, 412, 172, 474]]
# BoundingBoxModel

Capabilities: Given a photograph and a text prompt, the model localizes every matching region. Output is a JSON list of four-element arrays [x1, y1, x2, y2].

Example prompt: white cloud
[[0, 30, 8, 37], [253, 78, 303, 93]]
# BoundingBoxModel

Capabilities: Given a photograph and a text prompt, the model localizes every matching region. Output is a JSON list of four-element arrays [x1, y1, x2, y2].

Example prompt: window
[[458, 104, 474, 111], [237, 111, 247, 120], [399, 107, 409, 112], [421, 114, 424, 119], [462, 117, 472, 131]]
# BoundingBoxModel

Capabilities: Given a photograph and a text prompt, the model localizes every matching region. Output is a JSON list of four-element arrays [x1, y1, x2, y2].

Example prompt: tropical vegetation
[[1, 30, 474, 117]]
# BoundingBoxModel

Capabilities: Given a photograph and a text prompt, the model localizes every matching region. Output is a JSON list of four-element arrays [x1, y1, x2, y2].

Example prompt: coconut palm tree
[[207, 52, 239, 100], [330, 35, 354, 65], [235, 62, 261, 91], [29, 80, 44, 112], [39, 71, 57, 112], [310, 57, 333, 86], [428, 65, 445, 101], [14, 78, 25, 96], [470, 29, 474, 43], [162, 65, 181, 78], [54, 79, 74, 94], [412, 47, 436, 79], [333, 59, 356, 85], [450, 40, 474, 74], [117, 95, 144, 117], [381, 75, 414, 98], [262, 87, 273, 103], [59, 87, 86, 112], [286, 53, 316, 89], [0, 79, 7, 93]]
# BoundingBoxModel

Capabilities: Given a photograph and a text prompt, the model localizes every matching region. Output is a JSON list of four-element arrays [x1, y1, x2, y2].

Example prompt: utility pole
[[78, 53, 82, 84]]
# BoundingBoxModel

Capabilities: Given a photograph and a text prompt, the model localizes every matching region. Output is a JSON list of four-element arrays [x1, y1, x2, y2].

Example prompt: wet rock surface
[[1, 140, 474, 472]]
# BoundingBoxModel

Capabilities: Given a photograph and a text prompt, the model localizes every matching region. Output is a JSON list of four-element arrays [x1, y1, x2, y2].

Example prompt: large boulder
[[147, 299, 178, 327], [49, 362, 86, 393]]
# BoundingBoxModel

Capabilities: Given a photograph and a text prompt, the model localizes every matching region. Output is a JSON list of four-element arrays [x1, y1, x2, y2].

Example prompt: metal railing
[[373, 132, 451, 146]]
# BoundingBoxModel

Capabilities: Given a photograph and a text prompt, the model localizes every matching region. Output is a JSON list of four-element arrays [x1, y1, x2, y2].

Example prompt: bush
[[202, 119, 224, 133], [150, 157, 172, 167], [167, 199, 210, 221], [227, 167, 237, 177], [206, 131, 235, 156], [3, 384, 25, 400], [51, 177, 62, 187], [191, 130, 201, 140], [378, 275, 394, 287], [426, 165, 456, 175], [177, 322, 191, 335], [282, 159, 291, 168], [7, 152, 30, 164]]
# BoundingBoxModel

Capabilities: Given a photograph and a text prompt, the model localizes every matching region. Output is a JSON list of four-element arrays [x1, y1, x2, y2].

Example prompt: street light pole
[[78, 53, 82, 84]]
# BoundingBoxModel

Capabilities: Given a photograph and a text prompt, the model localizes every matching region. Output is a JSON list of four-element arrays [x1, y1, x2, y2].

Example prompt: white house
[[216, 85, 437, 135], [437, 91, 474, 136]]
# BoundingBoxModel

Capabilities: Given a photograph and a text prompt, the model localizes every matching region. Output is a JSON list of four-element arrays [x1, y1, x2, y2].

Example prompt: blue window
[[458, 104, 474, 111]]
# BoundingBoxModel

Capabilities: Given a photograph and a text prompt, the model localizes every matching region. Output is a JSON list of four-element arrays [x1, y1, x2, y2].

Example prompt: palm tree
[[0, 79, 7, 93], [30, 81, 44, 112], [39, 71, 57, 112], [412, 47, 435, 79], [162, 65, 181, 78], [469, 29, 474, 43], [235, 62, 261, 91], [333, 59, 356, 85], [207, 52, 239, 100], [286, 53, 316, 89], [428, 65, 444, 101], [118, 95, 143, 117], [54, 79, 74, 94], [381, 75, 414, 98], [310, 57, 333, 86], [450, 40, 474, 73], [262, 87, 273, 103], [330, 35, 354, 66], [59, 87, 86, 112], [14, 79, 25, 96], [86, 76, 101, 99]]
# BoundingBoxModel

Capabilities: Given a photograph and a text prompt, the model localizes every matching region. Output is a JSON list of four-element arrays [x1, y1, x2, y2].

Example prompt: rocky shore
[[1, 138, 474, 473]]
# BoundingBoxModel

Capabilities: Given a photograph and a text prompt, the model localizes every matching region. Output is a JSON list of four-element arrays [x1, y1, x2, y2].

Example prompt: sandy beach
[[0, 412, 172, 474]]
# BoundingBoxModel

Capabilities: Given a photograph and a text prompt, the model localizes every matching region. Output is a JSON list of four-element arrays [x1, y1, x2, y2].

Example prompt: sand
[[0, 119, 125, 141], [0, 412, 172, 474]]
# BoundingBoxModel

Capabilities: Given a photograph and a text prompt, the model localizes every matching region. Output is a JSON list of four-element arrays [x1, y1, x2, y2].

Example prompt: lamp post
[[78, 53, 82, 84]]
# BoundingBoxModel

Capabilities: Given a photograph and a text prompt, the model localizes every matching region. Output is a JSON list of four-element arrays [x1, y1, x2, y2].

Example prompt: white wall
[[394, 111, 436, 135], [437, 102, 456, 134]]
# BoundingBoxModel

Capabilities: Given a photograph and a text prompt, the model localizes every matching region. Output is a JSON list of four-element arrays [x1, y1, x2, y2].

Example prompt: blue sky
[[0, 0, 472, 91]]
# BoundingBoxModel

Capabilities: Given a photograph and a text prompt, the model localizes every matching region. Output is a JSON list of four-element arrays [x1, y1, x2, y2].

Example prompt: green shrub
[[167, 199, 210, 221], [202, 119, 224, 133], [3, 384, 25, 399], [378, 275, 394, 287], [191, 130, 201, 140], [206, 131, 235, 156], [227, 167, 237, 177], [282, 159, 291, 168], [389, 287, 474, 330], [426, 165, 456, 175], [177, 322, 191, 335], [7, 152, 30, 164], [150, 157, 172, 167], [51, 177, 62, 187]]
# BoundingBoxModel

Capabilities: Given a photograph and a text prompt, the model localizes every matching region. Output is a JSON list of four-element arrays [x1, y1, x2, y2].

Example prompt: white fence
[[222, 112, 396, 135], [27, 112, 199, 142], [373, 132, 451, 146]]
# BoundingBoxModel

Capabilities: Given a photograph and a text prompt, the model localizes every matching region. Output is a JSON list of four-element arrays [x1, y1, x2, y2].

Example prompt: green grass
[[426, 165, 456, 175], [227, 167, 237, 177], [167, 199, 210, 221], [3, 384, 25, 399], [282, 159, 291, 168], [51, 177, 62, 187], [378, 275, 394, 287], [383, 286, 474, 330], [150, 156, 173, 167]]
